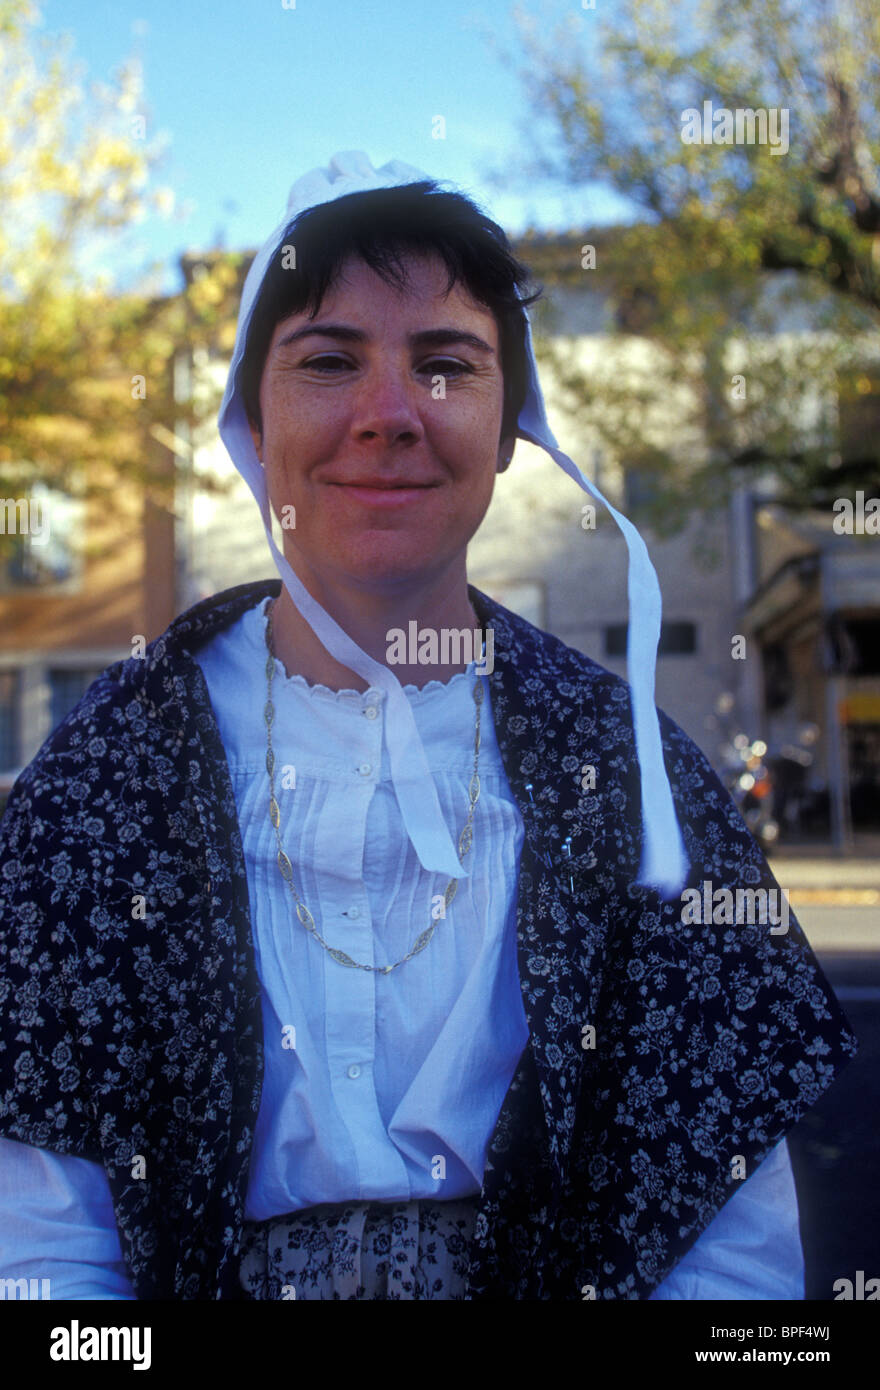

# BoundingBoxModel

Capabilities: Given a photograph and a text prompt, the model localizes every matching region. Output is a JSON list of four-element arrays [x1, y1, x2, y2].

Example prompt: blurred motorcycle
[[710, 694, 779, 845], [720, 732, 779, 844], [708, 696, 826, 843]]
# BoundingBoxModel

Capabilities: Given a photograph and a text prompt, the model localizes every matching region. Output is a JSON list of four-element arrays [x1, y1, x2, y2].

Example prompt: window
[[49, 668, 105, 731], [0, 484, 85, 593], [0, 670, 20, 770], [623, 468, 662, 516], [841, 619, 880, 677], [605, 621, 697, 658]]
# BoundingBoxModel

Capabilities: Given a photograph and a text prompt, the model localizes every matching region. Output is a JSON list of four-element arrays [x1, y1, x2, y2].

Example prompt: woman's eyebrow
[[274, 323, 496, 355]]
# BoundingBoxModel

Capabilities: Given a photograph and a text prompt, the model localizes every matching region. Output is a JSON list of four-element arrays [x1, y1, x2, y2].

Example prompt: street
[[785, 897, 880, 1300]]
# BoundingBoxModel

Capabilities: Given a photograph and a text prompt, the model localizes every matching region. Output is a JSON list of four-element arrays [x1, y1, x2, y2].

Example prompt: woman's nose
[[350, 361, 424, 441]]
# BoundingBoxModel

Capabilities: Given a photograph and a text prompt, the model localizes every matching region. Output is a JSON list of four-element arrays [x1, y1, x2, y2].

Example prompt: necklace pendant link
[[327, 946, 358, 967], [277, 849, 293, 881], [296, 901, 316, 932], [269, 796, 280, 828], [412, 926, 435, 953]]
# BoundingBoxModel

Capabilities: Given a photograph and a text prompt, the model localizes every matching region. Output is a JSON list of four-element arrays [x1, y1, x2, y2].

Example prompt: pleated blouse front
[[193, 595, 529, 1221]]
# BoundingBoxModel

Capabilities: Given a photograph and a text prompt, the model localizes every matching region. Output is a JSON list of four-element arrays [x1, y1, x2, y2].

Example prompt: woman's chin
[[328, 540, 451, 589]]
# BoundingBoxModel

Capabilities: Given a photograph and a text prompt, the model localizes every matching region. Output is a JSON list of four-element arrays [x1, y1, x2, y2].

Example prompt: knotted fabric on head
[[218, 150, 689, 898]]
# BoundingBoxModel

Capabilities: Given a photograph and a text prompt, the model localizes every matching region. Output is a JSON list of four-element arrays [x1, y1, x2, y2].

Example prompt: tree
[[492, 0, 880, 520], [0, 0, 243, 558]]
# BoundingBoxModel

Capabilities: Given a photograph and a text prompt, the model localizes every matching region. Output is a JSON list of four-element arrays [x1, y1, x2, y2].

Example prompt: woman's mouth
[[328, 481, 438, 507]]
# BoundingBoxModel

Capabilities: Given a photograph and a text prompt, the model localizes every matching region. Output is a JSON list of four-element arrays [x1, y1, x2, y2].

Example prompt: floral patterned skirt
[[237, 1196, 479, 1300]]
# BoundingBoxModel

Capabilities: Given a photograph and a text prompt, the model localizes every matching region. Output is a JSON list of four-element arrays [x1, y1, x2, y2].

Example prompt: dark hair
[[239, 181, 542, 445]]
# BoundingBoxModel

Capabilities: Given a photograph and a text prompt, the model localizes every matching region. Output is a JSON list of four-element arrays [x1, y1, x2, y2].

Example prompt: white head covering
[[218, 150, 689, 898]]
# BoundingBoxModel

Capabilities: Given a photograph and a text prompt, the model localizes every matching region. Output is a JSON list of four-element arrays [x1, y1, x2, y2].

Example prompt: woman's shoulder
[[472, 584, 702, 761], [472, 584, 631, 690], [2, 582, 277, 828]]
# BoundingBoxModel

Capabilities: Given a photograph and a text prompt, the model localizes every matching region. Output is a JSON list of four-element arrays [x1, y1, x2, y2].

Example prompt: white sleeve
[[0, 1136, 136, 1299], [649, 1138, 804, 1300]]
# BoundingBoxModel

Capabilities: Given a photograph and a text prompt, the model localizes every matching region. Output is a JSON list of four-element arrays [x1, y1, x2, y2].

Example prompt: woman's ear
[[496, 433, 516, 474]]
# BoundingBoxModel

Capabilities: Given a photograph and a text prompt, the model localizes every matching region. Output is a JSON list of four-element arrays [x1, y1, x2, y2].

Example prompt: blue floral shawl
[[0, 580, 856, 1298]]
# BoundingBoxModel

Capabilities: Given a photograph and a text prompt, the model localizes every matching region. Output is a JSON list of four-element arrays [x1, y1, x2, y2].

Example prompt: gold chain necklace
[[263, 599, 483, 974]]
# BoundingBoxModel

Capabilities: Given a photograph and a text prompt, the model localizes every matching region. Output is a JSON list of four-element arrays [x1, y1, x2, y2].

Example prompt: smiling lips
[[328, 478, 439, 506]]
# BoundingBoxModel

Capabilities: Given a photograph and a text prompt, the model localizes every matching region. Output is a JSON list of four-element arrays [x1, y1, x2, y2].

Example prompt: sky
[[37, 0, 637, 292]]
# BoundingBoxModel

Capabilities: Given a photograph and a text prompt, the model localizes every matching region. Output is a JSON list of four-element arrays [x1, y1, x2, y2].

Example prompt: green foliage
[[502, 0, 880, 519], [0, 0, 241, 519]]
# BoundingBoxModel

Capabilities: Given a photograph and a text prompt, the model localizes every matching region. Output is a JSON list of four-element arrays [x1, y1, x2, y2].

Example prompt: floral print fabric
[[238, 1198, 478, 1300], [0, 578, 857, 1299]]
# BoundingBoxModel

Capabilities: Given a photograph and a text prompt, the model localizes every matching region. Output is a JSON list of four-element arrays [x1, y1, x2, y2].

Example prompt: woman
[[0, 152, 856, 1300]]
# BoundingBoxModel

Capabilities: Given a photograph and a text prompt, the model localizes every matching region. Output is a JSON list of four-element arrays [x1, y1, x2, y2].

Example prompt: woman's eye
[[302, 355, 350, 371], [423, 359, 472, 377]]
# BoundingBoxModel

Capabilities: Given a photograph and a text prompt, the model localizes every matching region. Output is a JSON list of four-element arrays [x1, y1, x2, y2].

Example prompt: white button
[[364, 706, 378, 720], [347, 906, 360, 919], [358, 762, 372, 777], [347, 1064, 361, 1079]]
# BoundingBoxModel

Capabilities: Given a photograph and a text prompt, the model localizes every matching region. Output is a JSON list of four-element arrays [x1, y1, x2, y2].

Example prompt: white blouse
[[194, 595, 529, 1218]]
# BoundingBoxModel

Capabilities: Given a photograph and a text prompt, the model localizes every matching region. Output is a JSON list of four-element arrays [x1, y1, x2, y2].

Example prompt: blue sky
[[38, 0, 636, 291]]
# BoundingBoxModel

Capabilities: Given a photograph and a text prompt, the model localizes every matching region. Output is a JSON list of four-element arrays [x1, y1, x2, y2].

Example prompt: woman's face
[[250, 250, 513, 600]]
